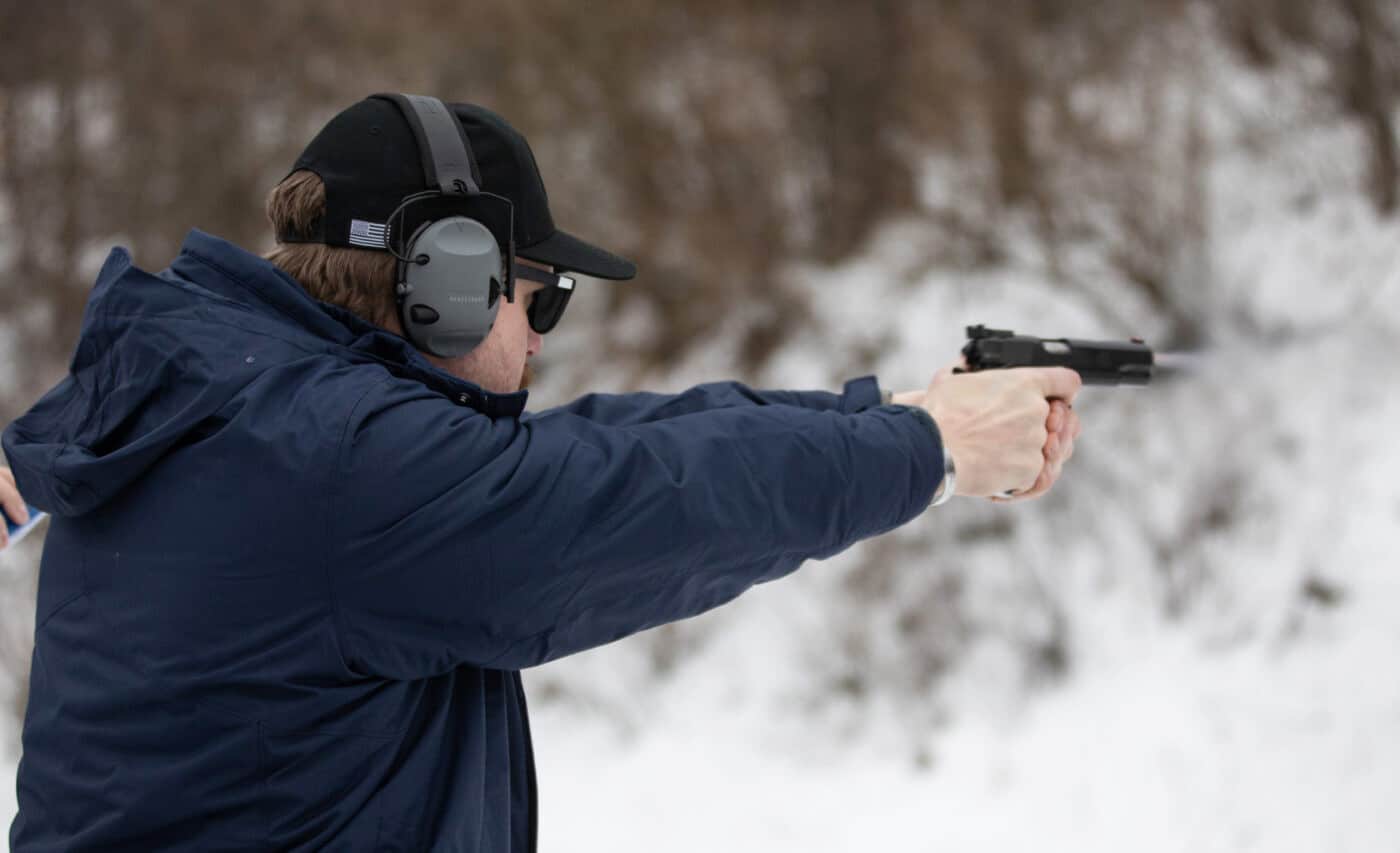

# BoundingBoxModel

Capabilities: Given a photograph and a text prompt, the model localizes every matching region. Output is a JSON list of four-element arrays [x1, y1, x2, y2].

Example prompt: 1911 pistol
[[956, 324, 1154, 386]]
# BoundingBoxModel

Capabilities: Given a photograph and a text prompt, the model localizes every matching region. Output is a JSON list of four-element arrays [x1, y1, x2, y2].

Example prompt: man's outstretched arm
[[329, 376, 944, 678], [534, 376, 887, 427]]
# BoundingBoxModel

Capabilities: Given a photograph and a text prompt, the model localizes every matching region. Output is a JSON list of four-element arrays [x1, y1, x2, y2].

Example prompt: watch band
[[930, 439, 956, 507]]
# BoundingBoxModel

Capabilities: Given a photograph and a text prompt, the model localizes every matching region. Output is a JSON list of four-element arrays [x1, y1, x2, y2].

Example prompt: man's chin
[[518, 363, 534, 391]]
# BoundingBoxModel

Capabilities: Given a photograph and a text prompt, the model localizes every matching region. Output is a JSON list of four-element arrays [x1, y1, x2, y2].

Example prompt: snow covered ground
[[533, 619, 1399, 853]]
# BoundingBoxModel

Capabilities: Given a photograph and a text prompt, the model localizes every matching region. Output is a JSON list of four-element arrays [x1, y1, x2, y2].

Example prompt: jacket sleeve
[[329, 376, 943, 678], [539, 375, 885, 427]]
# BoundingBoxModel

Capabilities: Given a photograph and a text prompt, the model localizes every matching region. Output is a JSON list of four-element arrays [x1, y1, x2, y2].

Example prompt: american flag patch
[[348, 219, 387, 249]]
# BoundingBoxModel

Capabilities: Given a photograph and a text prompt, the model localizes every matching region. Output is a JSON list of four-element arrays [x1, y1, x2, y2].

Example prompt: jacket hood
[[2, 230, 526, 519]]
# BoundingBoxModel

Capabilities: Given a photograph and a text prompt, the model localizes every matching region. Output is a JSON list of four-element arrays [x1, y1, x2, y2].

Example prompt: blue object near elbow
[[4, 504, 46, 547]]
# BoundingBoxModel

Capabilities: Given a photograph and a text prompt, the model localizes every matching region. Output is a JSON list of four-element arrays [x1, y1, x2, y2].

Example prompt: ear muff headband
[[381, 93, 481, 195], [374, 93, 516, 358]]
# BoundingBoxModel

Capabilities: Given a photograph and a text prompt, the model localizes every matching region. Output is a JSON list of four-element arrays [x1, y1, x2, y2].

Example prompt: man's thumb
[[1031, 366, 1083, 403]]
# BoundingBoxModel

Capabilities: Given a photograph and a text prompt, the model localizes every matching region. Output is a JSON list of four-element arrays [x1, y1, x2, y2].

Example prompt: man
[[2, 95, 1080, 851]]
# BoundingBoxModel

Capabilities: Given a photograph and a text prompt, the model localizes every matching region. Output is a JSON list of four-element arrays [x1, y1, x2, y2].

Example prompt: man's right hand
[[913, 360, 1083, 499]]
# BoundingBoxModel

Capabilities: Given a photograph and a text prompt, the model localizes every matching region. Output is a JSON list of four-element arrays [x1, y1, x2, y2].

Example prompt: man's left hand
[[889, 391, 1081, 504], [2, 466, 31, 549], [989, 399, 1081, 503]]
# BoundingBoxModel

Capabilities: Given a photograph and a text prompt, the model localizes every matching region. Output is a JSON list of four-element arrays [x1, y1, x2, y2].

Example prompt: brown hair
[[263, 170, 398, 328]]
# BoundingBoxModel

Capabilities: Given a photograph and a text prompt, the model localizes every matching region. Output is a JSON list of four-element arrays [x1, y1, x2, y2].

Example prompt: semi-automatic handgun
[[956, 324, 1154, 385]]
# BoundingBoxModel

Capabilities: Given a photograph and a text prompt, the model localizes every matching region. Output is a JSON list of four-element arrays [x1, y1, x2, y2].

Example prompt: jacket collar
[[169, 229, 528, 418]]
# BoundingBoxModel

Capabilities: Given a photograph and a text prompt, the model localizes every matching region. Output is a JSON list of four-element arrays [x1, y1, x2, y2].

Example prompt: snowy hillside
[[515, 45, 1400, 853]]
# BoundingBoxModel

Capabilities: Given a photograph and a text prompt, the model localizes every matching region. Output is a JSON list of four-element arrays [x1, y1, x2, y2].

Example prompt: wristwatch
[[930, 439, 956, 507], [883, 390, 956, 507]]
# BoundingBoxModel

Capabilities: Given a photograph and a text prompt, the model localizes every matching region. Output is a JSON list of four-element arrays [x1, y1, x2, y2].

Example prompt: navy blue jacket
[[3, 231, 944, 851]]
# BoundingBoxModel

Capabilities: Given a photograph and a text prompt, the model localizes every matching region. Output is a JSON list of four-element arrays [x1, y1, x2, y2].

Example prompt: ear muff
[[396, 216, 504, 358], [376, 93, 518, 358]]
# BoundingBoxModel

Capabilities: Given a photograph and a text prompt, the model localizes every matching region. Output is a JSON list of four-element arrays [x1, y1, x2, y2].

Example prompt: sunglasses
[[513, 264, 576, 335]]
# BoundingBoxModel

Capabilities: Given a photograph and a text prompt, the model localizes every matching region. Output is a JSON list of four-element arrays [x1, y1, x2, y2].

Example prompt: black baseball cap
[[281, 95, 636, 281]]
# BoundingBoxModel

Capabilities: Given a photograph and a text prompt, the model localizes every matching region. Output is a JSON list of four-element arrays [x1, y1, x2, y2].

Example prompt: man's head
[[263, 94, 637, 393], [265, 171, 546, 393]]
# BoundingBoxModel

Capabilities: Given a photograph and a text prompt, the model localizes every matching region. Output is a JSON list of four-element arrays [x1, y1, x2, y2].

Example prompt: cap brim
[[519, 228, 636, 280]]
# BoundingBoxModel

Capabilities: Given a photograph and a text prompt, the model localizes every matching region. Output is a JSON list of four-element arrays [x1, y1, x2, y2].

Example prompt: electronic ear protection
[[378, 93, 516, 358]]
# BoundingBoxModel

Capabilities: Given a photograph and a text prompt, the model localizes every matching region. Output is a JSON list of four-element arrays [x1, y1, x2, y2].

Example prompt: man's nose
[[527, 329, 543, 357]]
